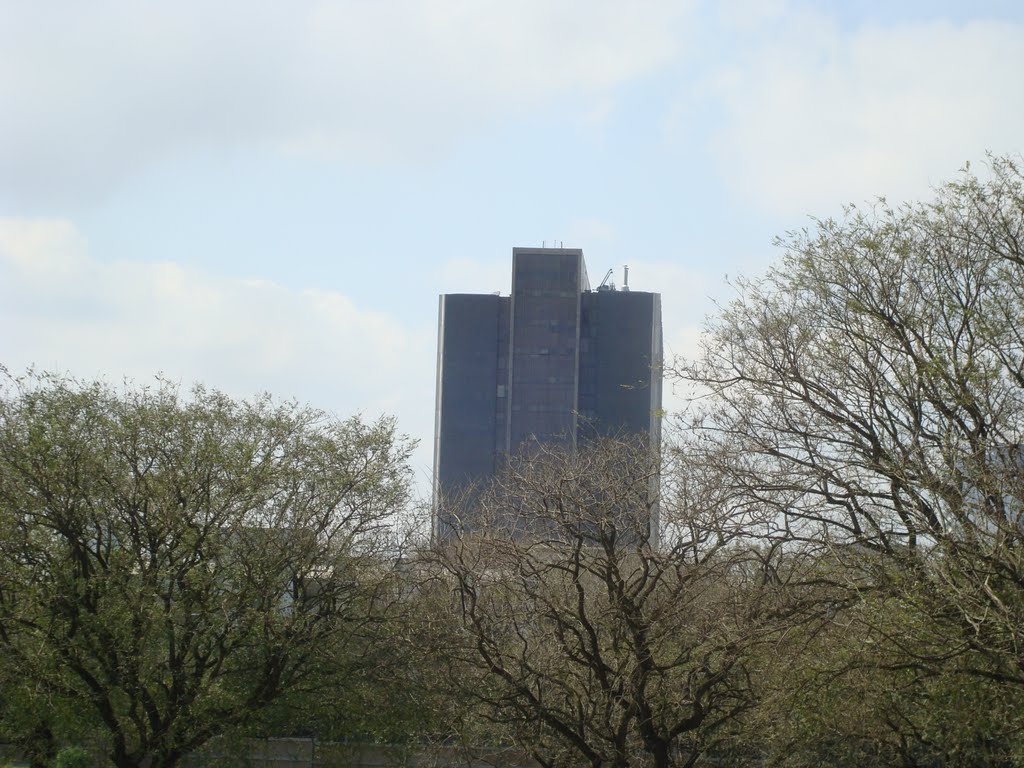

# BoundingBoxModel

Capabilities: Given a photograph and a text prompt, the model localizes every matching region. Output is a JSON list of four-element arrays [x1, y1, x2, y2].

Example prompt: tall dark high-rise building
[[432, 247, 662, 539]]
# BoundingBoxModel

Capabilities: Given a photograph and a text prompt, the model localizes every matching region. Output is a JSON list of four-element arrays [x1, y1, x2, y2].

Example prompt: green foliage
[[251, 598, 458, 746], [53, 746, 91, 768], [736, 573, 1024, 767], [0, 373, 414, 768], [680, 154, 1024, 763]]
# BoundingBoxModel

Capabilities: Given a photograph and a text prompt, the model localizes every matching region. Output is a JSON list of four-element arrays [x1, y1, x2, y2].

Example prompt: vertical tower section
[[578, 289, 663, 542], [578, 290, 662, 442], [432, 293, 509, 539], [506, 248, 587, 452]]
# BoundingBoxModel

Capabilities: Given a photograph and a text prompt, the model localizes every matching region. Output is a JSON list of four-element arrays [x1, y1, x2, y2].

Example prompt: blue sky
[[2, 0, 1023, 493]]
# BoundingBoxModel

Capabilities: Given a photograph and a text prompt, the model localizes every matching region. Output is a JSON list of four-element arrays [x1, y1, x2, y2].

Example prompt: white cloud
[[702, 14, 1024, 216], [0, 217, 438, 480], [0, 0, 691, 204], [438, 257, 511, 296], [565, 219, 617, 255]]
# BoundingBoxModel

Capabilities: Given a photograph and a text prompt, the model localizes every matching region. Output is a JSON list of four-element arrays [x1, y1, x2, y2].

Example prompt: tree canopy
[[676, 156, 1024, 762], [427, 438, 798, 768], [0, 373, 414, 768]]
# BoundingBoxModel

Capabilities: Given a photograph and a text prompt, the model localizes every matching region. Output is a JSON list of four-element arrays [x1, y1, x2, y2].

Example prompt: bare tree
[[427, 437, 791, 768], [676, 157, 1024, 703]]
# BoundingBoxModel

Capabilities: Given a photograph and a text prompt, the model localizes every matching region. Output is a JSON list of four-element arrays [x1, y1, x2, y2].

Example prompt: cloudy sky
[[2, 0, 1022, 493]]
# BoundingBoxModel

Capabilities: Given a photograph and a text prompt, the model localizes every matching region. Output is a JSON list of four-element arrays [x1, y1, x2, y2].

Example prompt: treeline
[[2, 157, 1024, 768]]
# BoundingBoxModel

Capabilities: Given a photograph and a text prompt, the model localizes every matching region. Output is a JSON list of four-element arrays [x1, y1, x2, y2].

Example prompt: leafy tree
[[54, 746, 92, 768], [252, 592, 460, 746], [677, 156, 1024, 750], [734, 555, 1024, 767], [0, 373, 413, 768], [428, 437, 794, 768]]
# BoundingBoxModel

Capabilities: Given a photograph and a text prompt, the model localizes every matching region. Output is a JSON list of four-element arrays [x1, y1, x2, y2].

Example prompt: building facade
[[433, 247, 662, 539]]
